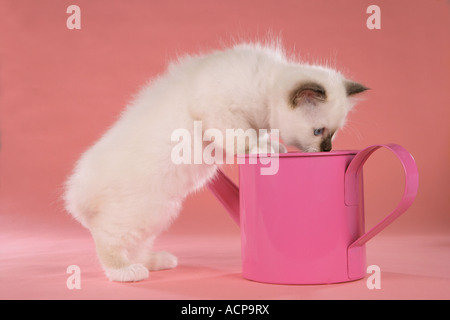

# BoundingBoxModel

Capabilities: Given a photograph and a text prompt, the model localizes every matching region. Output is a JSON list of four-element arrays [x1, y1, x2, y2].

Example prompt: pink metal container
[[208, 144, 419, 284]]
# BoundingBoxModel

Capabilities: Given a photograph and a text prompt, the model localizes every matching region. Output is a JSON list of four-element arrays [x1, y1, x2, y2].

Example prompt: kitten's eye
[[314, 128, 324, 136]]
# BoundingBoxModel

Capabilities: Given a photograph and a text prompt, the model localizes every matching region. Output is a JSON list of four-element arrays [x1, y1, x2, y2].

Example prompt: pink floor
[[1, 218, 449, 300]]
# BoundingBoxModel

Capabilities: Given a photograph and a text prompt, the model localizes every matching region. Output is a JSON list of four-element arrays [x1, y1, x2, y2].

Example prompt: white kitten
[[64, 42, 367, 282]]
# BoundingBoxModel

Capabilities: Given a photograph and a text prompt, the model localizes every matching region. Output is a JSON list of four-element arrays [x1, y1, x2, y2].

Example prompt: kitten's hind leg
[[92, 231, 150, 282], [130, 236, 178, 271], [145, 251, 178, 271]]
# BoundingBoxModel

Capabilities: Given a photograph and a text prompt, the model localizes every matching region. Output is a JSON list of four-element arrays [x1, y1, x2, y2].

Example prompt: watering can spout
[[207, 169, 240, 226]]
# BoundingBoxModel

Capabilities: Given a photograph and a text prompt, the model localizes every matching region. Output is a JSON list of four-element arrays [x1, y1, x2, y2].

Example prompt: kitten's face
[[271, 66, 367, 152]]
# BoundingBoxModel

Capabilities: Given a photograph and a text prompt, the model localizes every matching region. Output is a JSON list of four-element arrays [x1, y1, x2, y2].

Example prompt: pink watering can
[[207, 144, 419, 284]]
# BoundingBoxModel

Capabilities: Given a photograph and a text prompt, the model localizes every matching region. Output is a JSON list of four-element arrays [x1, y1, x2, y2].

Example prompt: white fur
[[64, 42, 361, 282]]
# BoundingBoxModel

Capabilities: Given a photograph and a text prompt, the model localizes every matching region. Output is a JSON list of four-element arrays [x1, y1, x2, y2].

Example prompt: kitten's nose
[[320, 136, 332, 152]]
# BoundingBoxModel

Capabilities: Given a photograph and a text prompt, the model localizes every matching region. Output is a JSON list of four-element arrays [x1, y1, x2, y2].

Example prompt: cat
[[64, 41, 367, 282]]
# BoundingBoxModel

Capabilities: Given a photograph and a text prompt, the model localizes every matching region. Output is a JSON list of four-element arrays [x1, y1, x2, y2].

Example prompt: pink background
[[0, 0, 449, 299]]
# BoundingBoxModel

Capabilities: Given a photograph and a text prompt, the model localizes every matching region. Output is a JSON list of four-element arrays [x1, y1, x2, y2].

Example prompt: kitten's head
[[270, 65, 368, 152]]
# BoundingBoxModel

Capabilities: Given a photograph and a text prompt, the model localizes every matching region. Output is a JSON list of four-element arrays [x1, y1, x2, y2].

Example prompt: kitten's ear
[[345, 81, 369, 96], [290, 82, 327, 107]]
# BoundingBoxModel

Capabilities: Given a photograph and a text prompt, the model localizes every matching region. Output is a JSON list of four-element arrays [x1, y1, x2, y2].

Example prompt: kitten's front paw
[[104, 263, 149, 282], [147, 251, 178, 271], [249, 133, 287, 154]]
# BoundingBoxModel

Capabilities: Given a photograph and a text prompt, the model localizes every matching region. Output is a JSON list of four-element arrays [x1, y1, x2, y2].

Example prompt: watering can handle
[[345, 144, 419, 249]]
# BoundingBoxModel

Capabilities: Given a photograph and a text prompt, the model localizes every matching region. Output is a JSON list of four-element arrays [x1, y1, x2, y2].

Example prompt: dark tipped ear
[[290, 82, 327, 107], [345, 81, 369, 96]]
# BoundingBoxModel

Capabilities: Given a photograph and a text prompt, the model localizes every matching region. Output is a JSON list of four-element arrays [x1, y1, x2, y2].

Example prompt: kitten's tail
[[63, 169, 96, 229]]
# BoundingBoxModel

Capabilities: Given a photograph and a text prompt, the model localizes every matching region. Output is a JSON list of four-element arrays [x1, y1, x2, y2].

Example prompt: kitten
[[64, 42, 367, 282]]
